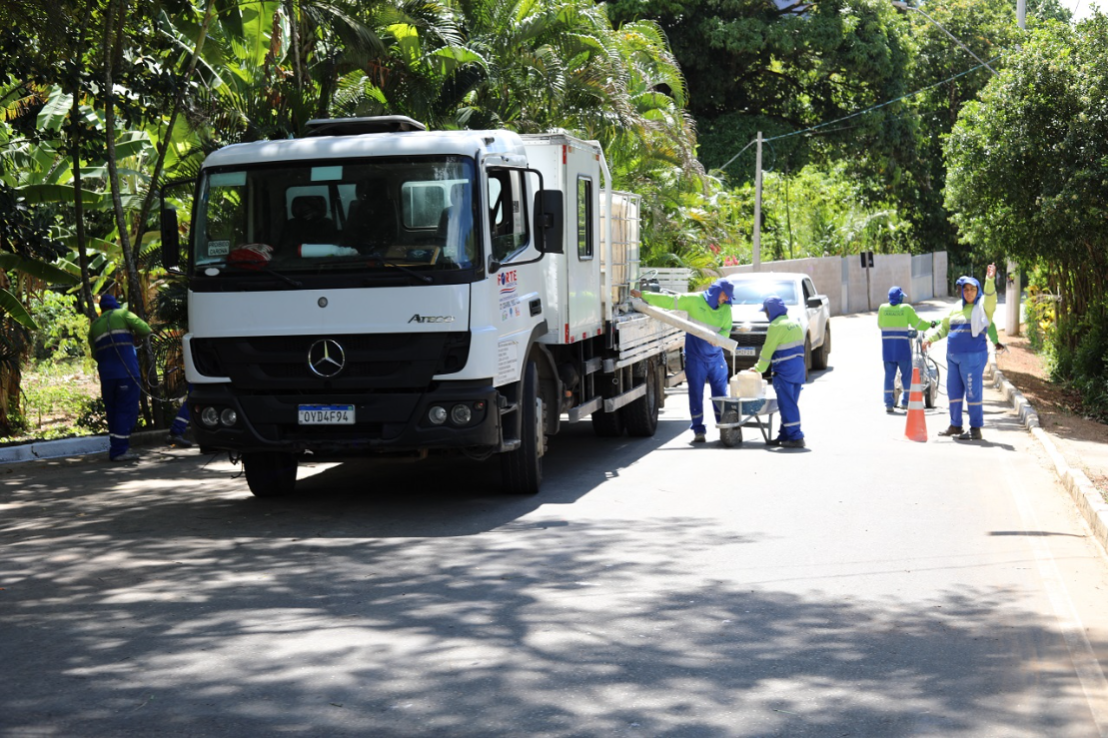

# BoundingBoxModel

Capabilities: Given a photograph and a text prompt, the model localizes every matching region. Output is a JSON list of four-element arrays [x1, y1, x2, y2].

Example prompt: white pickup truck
[[721, 272, 832, 379]]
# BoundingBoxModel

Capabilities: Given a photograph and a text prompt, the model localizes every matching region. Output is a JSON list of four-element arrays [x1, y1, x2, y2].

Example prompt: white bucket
[[730, 372, 764, 398]]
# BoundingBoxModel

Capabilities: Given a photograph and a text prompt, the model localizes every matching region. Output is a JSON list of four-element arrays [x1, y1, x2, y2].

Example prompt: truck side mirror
[[161, 207, 181, 271], [806, 296, 822, 309], [534, 190, 564, 255]]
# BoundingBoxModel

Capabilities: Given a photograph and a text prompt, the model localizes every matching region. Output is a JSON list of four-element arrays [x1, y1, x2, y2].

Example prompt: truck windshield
[[192, 156, 478, 277]]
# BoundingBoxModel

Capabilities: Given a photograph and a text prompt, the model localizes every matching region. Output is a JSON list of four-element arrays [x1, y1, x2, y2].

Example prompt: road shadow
[[0, 500, 1097, 737]]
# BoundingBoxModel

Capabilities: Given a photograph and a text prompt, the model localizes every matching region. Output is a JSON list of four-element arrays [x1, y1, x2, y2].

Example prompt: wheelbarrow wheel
[[719, 409, 742, 448]]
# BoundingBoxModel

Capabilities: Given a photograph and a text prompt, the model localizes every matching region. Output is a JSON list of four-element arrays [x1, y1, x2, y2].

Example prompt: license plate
[[298, 404, 355, 425], [735, 347, 757, 357]]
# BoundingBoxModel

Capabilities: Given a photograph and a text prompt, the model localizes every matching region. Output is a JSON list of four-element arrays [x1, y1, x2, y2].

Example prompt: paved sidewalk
[[0, 428, 176, 466]]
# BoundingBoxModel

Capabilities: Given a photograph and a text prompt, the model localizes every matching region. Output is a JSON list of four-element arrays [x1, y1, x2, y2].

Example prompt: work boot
[[886, 406, 896, 414], [692, 433, 707, 444], [780, 438, 806, 449], [168, 433, 193, 448], [938, 425, 964, 437], [110, 451, 140, 463], [765, 438, 782, 447], [957, 427, 983, 441]]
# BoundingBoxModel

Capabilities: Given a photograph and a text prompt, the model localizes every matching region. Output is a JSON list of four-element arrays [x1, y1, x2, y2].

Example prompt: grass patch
[[1, 359, 106, 445]]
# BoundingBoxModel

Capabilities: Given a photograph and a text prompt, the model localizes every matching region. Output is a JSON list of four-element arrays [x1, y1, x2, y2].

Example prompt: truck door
[[486, 167, 538, 385]]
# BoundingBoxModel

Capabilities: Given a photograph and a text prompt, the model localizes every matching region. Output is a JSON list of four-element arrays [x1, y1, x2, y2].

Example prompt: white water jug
[[730, 372, 764, 399]]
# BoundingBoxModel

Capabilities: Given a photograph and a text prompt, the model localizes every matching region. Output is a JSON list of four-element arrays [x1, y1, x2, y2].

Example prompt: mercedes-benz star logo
[[307, 339, 346, 378]]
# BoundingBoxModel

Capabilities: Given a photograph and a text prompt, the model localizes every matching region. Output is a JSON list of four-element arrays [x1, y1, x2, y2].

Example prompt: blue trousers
[[773, 375, 804, 441], [884, 358, 912, 408], [101, 378, 141, 459], [170, 401, 190, 436], [686, 352, 729, 434], [947, 351, 987, 428]]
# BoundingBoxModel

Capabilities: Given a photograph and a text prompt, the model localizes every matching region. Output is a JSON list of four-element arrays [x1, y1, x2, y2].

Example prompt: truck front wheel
[[242, 452, 298, 498], [501, 362, 544, 495]]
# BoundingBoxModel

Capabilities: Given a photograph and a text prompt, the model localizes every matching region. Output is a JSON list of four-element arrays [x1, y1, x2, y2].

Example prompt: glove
[[930, 321, 938, 328]]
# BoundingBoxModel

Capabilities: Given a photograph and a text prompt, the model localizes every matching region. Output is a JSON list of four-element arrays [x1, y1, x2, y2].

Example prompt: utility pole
[[1006, 0, 1026, 337], [753, 131, 762, 271]]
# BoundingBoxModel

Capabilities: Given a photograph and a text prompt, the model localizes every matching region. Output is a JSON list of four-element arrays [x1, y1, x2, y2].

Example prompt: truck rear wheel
[[242, 452, 298, 498], [501, 362, 543, 495], [622, 361, 661, 437], [591, 408, 625, 437]]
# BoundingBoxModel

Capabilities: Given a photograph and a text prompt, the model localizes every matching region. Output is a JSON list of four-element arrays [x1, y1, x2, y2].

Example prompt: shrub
[[29, 291, 90, 362]]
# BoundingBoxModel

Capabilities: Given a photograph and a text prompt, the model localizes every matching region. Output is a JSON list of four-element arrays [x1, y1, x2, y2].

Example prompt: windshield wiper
[[200, 261, 303, 288], [362, 255, 432, 284]]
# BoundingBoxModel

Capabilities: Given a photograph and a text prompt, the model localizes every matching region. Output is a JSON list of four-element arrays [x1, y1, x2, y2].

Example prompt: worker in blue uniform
[[88, 294, 152, 461], [877, 286, 933, 413], [923, 265, 998, 440], [742, 295, 807, 448], [168, 398, 193, 447], [632, 279, 734, 443]]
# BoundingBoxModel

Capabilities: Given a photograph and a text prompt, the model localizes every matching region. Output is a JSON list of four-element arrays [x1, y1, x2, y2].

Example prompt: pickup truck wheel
[[501, 362, 543, 495], [242, 452, 298, 498], [622, 361, 660, 437], [719, 409, 742, 448], [803, 338, 811, 382], [811, 326, 831, 370]]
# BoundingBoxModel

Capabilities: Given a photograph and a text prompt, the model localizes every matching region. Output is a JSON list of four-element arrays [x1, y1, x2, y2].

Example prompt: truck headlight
[[450, 404, 472, 425], [201, 406, 220, 428], [220, 409, 238, 427], [428, 406, 447, 425]]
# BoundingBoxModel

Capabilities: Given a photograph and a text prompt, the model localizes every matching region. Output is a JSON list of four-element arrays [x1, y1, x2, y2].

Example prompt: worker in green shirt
[[88, 294, 152, 461], [922, 264, 998, 440], [740, 295, 806, 448], [631, 279, 734, 443], [878, 286, 934, 413]]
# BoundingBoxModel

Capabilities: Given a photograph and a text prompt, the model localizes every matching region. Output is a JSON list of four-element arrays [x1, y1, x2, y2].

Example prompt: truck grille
[[191, 332, 470, 391]]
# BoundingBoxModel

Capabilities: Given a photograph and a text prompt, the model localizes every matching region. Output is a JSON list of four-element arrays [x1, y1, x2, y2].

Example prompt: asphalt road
[[2, 299, 1108, 738]]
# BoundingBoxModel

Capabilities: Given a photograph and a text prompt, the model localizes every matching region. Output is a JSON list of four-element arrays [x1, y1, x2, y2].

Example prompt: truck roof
[[202, 129, 529, 169]]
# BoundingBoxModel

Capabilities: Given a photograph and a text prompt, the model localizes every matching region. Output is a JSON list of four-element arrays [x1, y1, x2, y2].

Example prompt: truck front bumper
[[188, 381, 502, 456]]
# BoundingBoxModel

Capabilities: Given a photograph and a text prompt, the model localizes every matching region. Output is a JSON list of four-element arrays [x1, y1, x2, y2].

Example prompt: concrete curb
[[0, 428, 170, 465], [987, 360, 1108, 559]]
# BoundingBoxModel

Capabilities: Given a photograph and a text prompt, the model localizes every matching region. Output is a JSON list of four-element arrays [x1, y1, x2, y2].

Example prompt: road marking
[[1002, 461, 1108, 737]]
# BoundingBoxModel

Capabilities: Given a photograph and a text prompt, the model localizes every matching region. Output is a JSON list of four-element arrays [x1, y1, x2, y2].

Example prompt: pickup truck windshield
[[193, 156, 477, 277], [728, 280, 799, 305]]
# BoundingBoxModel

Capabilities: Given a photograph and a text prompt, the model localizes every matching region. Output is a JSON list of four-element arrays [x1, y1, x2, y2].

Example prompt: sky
[[1067, 0, 1100, 21]]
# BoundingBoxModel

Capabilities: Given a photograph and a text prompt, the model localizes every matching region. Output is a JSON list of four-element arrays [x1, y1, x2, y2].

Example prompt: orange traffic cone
[[905, 366, 928, 442]]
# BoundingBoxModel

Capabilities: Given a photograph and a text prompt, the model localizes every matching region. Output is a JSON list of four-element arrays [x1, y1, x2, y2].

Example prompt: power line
[[718, 55, 1003, 170], [767, 56, 1001, 143]]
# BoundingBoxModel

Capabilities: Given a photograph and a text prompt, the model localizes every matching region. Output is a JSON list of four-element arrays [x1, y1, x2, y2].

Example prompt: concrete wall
[[721, 252, 948, 316], [933, 251, 949, 297], [910, 253, 934, 303]]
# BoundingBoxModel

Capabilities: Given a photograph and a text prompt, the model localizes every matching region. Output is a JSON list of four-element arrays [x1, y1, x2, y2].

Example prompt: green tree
[[945, 13, 1108, 416]]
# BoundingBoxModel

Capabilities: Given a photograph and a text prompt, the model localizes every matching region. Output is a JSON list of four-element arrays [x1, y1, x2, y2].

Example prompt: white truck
[[160, 117, 684, 497]]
